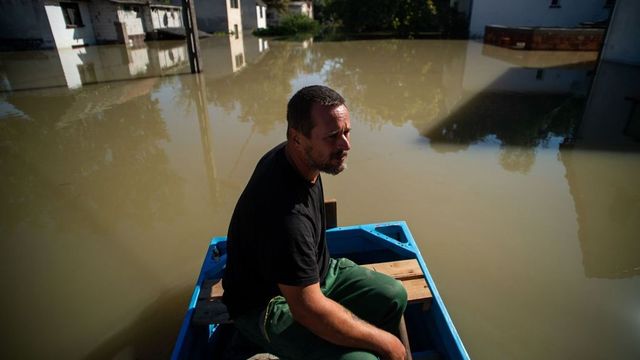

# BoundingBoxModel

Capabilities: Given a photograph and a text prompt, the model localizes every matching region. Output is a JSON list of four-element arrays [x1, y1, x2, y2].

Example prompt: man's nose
[[338, 133, 351, 151]]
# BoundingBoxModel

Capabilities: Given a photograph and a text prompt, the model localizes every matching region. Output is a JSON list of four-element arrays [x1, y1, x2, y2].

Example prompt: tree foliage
[[319, 0, 458, 36], [263, 0, 290, 13]]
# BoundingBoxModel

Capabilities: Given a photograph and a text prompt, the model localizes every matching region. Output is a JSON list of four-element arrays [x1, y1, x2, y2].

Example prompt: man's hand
[[378, 331, 407, 360], [279, 282, 407, 359]]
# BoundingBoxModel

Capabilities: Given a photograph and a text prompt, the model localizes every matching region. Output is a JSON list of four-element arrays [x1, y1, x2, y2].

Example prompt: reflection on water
[[0, 34, 269, 91], [1, 38, 639, 359]]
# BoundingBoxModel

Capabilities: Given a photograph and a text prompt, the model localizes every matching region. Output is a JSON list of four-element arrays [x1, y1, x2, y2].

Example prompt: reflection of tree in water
[[206, 42, 322, 134], [0, 80, 184, 235], [312, 40, 462, 130], [425, 94, 585, 173]]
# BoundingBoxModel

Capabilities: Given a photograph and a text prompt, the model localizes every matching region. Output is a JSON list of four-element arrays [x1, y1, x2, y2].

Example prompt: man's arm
[[278, 283, 406, 360]]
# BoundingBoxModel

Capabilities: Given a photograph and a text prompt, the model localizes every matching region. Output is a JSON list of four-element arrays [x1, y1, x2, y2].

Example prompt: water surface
[[1, 36, 639, 359]]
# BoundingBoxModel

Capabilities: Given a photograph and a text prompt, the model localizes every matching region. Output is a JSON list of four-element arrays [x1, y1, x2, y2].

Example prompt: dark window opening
[[61, 2, 84, 28], [230, 0, 239, 9], [536, 69, 544, 80], [604, 0, 615, 8], [549, 0, 561, 8], [234, 24, 239, 39]]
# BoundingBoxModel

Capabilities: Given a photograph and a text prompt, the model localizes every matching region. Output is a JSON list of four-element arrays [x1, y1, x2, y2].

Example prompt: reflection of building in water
[[425, 41, 597, 171], [463, 42, 595, 95], [243, 35, 269, 65], [198, 35, 251, 80], [229, 32, 246, 72], [569, 0, 640, 148], [0, 0, 184, 50], [560, 151, 640, 279], [0, 42, 189, 91], [560, 0, 640, 279]]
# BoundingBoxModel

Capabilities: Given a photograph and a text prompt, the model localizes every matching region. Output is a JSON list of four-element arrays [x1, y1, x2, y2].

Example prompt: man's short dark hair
[[287, 85, 345, 138]]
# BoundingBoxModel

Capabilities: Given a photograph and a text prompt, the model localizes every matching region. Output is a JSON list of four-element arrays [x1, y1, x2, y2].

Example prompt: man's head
[[286, 86, 351, 177]]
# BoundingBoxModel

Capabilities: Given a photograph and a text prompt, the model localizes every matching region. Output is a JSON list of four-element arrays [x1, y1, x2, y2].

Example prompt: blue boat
[[172, 221, 470, 359]]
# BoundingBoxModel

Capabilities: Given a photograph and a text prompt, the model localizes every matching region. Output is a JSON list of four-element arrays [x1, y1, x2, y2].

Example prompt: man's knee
[[377, 274, 408, 310]]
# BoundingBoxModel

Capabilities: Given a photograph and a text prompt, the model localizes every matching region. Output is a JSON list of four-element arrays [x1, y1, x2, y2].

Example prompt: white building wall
[[227, 0, 243, 35], [117, 7, 145, 36], [256, 5, 266, 29], [44, 1, 96, 48], [599, 0, 640, 65], [469, 0, 611, 37], [289, 1, 313, 18], [149, 7, 182, 30]]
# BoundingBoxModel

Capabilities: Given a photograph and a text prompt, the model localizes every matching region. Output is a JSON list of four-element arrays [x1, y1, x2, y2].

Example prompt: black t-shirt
[[222, 142, 330, 317]]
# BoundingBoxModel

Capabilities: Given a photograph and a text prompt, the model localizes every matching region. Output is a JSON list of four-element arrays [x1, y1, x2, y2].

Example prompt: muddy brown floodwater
[[1, 36, 639, 359]]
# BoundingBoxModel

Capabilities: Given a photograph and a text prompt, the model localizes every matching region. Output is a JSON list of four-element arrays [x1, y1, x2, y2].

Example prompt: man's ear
[[289, 128, 303, 146]]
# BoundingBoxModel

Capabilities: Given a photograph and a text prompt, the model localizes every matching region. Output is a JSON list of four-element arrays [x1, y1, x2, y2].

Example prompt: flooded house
[[0, 0, 183, 50], [266, 1, 312, 27], [453, 0, 614, 38], [175, 0, 243, 35], [241, 0, 267, 31]]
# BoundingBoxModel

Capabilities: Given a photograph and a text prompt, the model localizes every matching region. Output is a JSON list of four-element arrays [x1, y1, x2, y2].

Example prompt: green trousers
[[234, 258, 408, 360]]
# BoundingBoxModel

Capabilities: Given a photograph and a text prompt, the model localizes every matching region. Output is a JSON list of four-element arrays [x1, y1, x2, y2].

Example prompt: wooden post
[[325, 199, 337, 229], [399, 315, 413, 360], [181, 0, 201, 73]]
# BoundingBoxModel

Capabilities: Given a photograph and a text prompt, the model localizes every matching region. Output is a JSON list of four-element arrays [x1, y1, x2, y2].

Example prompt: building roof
[[149, 3, 182, 9], [109, 0, 147, 5]]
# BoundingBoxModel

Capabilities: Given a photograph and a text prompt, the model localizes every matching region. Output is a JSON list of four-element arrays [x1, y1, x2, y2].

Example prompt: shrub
[[254, 14, 320, 36]]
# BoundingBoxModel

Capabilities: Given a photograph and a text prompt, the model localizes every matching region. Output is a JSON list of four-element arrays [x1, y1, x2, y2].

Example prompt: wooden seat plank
[[207, 259, 432, 308], [361, 259, 424, 281]]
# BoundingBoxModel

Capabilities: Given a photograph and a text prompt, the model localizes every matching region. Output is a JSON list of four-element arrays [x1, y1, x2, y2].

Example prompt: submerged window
[[549, 0, 561, 8], [604, 0, 615, 8], [60, 2, 83, 28], [235, 53, 244, 68]]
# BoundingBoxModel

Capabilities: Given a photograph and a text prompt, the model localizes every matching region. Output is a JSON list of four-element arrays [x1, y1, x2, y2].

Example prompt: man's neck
[[285, 141, 319, 184]]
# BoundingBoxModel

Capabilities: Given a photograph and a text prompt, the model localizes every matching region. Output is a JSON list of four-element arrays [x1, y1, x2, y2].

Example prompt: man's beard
[[304, 146, 347, 175]]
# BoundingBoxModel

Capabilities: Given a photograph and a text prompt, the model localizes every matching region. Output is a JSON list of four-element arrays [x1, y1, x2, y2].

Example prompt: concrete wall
[[88, 1, 120, 42], [0, 0, 55, 49], [44, 1, 96, 48], [469, 0, 611, 37], [599, 0, 640, 65]]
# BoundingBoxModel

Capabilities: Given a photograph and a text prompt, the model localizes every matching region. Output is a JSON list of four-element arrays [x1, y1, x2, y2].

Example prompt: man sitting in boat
[[222, 85, 408, 360]]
